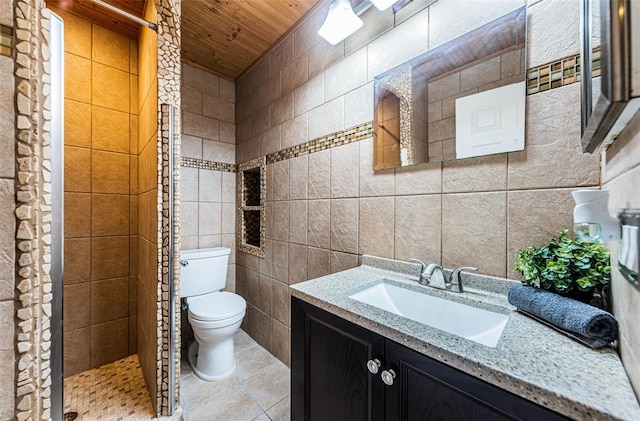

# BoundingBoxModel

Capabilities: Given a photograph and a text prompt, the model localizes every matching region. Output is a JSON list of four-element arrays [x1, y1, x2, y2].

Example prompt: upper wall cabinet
[[373, 7, 526, 170]]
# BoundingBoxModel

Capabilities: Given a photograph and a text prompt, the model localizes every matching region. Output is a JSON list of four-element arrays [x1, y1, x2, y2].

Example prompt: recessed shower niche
[[237, 157, 266, 257]]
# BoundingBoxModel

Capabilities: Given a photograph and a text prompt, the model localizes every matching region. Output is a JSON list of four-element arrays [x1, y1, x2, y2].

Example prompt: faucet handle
[[408, 258, 427, 272], [449, 266, 478, 292]]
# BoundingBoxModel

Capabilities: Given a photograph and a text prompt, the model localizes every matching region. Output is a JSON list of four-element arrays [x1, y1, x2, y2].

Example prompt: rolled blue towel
[[507, 284, 618, 345]]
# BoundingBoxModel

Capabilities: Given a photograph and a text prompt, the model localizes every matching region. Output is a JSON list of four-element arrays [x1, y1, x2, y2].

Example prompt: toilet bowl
[[181, 247, 246, 381]]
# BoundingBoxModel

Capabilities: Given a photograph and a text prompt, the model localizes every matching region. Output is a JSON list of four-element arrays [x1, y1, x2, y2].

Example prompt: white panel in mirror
[[455, 82, 525, 159]]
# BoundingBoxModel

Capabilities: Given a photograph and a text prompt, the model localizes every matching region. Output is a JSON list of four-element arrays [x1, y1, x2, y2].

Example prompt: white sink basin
[[348, 281, 508, 347]]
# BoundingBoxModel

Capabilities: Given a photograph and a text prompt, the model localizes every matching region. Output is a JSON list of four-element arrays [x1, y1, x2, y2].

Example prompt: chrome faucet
[[409, 258, 478, 293]]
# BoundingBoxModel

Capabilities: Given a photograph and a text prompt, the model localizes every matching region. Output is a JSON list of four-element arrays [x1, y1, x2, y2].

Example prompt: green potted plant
[[514, 230, 611, 306]]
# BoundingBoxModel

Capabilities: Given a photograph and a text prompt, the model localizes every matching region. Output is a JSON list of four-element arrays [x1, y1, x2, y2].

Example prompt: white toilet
[[180, 247, 246, 381]]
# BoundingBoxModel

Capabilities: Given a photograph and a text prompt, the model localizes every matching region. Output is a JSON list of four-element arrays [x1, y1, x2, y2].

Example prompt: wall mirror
[[373, 6, 527, 170], [237, 156, 266, 257]]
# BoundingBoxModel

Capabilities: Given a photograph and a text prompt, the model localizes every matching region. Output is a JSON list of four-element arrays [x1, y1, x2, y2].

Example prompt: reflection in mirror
[[374, 6, 527, 170]]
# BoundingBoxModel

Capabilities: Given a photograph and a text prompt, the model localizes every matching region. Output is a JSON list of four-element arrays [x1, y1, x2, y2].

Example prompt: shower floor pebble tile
[[181, 329, 291, 421], [63, 354, 156, 420]]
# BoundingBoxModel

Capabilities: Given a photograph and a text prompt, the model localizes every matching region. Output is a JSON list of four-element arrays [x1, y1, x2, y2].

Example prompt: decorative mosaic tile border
[[181, 157, 236, 172], [266, 121, 374, 164], [0, 24, 12, 57], [236, 156, 266, 258], [527, 48, 601, 95]]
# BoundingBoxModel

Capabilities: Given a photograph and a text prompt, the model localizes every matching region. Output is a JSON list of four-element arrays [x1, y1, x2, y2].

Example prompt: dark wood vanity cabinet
[[292, 297, 570, 421]]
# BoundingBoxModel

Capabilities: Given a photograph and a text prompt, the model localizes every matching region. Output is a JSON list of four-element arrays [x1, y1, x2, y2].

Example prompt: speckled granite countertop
[[290, 255, 640, 421]]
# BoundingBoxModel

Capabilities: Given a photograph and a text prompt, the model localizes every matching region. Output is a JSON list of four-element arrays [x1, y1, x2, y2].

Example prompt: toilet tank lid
[[181, 247, 231, 260]]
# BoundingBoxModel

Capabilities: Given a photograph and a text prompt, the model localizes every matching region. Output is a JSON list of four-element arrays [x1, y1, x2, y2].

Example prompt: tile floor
[[63, 354, 156, 420], [63, 329, 290, 421], [180, 329, 291, 421]]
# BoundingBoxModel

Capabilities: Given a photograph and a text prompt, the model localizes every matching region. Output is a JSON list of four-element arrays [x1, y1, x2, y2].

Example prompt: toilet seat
[[187, 291, 246, 322]]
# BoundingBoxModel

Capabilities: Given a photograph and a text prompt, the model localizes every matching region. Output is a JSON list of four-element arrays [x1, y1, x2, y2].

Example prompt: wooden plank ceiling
[[48, 0, 323, 80], [46, 0, 146, 40]]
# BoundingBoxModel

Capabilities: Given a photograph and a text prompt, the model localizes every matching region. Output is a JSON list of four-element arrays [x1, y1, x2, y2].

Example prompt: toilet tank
[[180, 247, 231, 297]]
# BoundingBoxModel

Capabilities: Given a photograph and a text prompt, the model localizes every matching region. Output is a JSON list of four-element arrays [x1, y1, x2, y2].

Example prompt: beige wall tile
[[307, 247, 331, 280], [289, 155, 309, 200], [65, 99, 92, 148], [367, 8, 429, 80], [506, 189, 575, 276], [182, 134, 202, 159], [199, 202, 222, 235], [272, 241, 289, 284], [183, 111, 220, 140], [527, 0, 580, 67], [308, 200, 330, 249], [271, 280, 290, 325], [181, 235, 199, 250], [204, 94, 235, 123], [345, 5, 394, 56], [325, 48, 367, 102], [395, 163, 442, 195], [258, 275, 273, 315], [428, 0, 522, 50], [64, 192, 91, 238], [271, 92, 294, 127], [272, 201, 290, 242], [345, 82, 374, 129], [331, 142, 359, 198], [259, 73, 282, 110], [65, 53, 91, 103], [394, 195, 441, 262], [261, 126, 282, 156], [288, 244, 308, 284], [92, 150, 130, 194], [281, 114, 309, 149], [181, 167, 199, 202], [92, 235, 130, 280], [64, 238, 91, 284], [442, 192, 507, 277], [459, 56, 501, 92], [294, 73, 324, 117], [221, 203, 235, 234], [602, 111, 640, 183], [92, 194, 130, 237], [289, 201, 308, 245], [508, 84, 600, 189], [182, 86, 203, 114], [330, 199, 359, 253], [91, 318, 129, 367], [64, 146, 92, 192], [443, 154, 507, 193], [91, 277, 129, 324], [92, 62, 130, 113], [220, 78, 235, 103], [63, 328, 91, 377], [273, 160, 290, 201], [203, 140, 236, 164], [269, 35, 295, 78], [92, 106, 130, 153], [271, 320, 291, 366], [0, 302, 12, 350], [0, 57, 14, 180], [308, 97, 344, 140], [220, 121, 236, 144], [252, 107, 270, 138], [92, 24, 130, 72], [282, 53, 309, 95], [359, 138, 394, 197], [294, 1, 329, 57], [64, 283, 90, 331], [309, 39, 344, 80], [198, 169, 221, 202], [359, 197, 394, 258], [222, 172, 236, 203], [183, 63, 219, 97], [200, 234, 222, 248], [308, 149, 331, 199], [330, 251, 359, 274]]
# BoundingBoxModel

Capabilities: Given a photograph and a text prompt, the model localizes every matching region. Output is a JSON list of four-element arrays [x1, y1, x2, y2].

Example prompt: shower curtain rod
[[92, 0, 158, 31]]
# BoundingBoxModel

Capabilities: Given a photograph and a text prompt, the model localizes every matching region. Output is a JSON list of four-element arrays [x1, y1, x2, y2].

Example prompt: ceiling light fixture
[[318, 0, 364, 45], [369, 0, 399, 11]]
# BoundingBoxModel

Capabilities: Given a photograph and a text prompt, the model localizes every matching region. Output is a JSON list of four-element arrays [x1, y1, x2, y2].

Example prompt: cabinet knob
[[381, 369, 396, 386], [366, 359, 381, 374]]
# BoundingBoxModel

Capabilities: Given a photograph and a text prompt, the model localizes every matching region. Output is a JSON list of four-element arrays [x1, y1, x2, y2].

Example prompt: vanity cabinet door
[[292, 297, 385, 421], [384, 340, 570, 421]]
